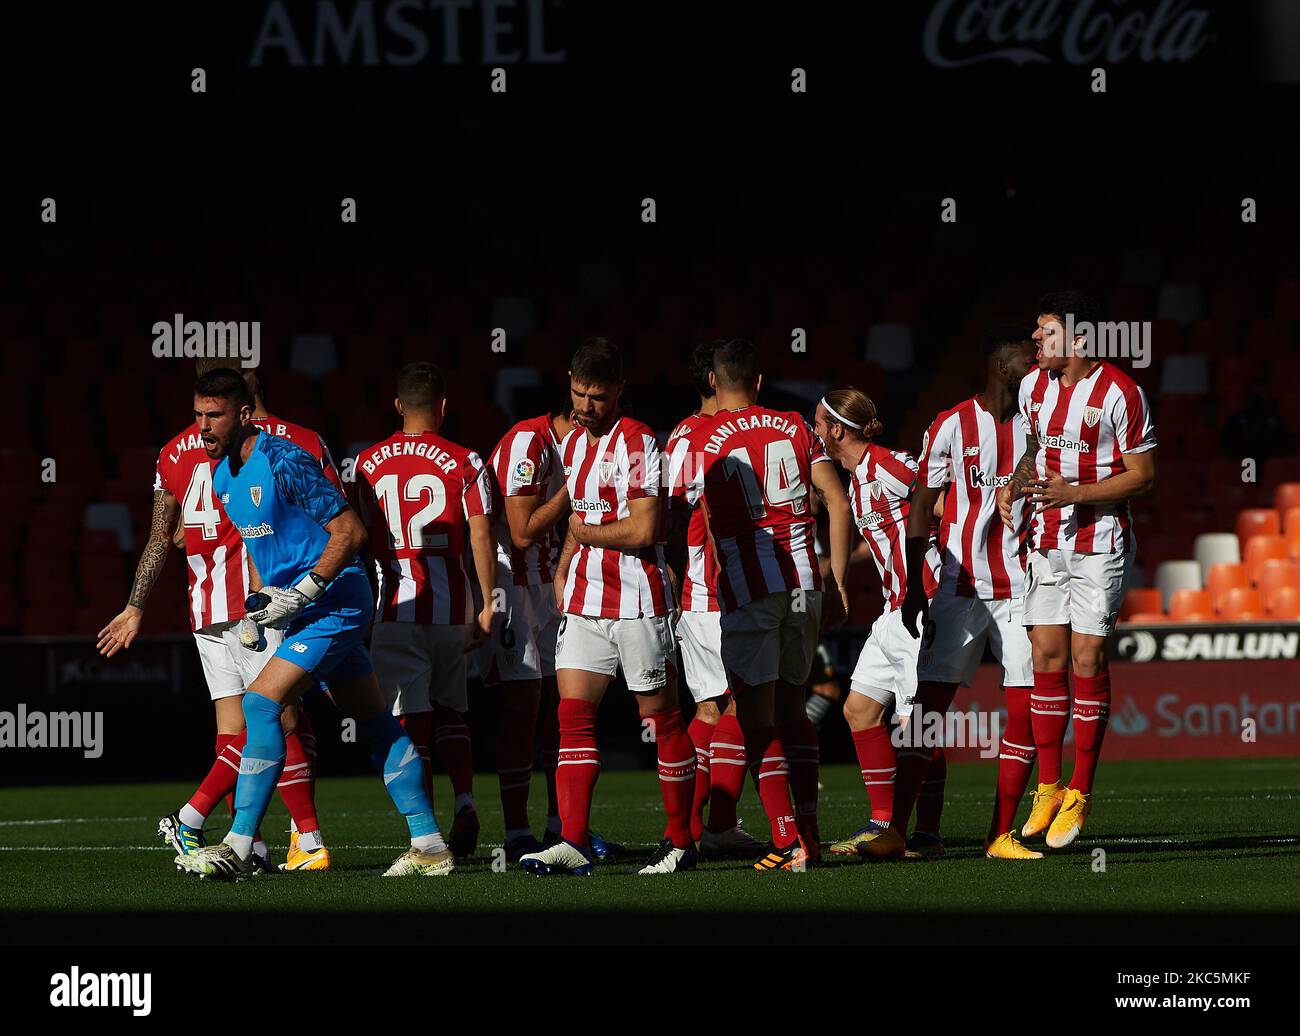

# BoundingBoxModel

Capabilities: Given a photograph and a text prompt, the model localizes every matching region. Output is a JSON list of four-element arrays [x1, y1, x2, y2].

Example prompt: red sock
[[851, 725, 895, 823], [687, 715, 715, 842], [891, 681, 956, 833], [278, 711, 320, 835], [557, 699, 599, 849], [540, 689, 560, 823], [706, 713, 746, 833], [433, 705, 474, 802], [649, 709, 696, 848], [990, 685, 1035, 838], [1068, 672, 1111, 794], [745, 726, 798, 849], [779, 716, 820, 843], [398, 712, 435, 807], [1030, 670, 1070, 785], [497, 705, 537, 834], [916, 746, 947, 835], [189, 733, 244, 820]]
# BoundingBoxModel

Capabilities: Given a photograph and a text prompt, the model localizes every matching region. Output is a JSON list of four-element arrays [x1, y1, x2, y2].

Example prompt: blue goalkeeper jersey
[[214, 430, 365, 610]]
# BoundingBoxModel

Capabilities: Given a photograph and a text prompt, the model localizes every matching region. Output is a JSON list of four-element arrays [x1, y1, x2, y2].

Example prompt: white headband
[[820, 397, 863, 431]]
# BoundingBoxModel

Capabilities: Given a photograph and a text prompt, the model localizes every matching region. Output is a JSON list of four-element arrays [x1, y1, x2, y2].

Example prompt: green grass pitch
[[2, 758, 1297, 944]]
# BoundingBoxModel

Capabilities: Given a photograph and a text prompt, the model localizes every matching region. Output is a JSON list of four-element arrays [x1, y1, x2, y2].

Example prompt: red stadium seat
[[1126, 612, 1168, 624], [1266, 585, 1300, 620], [1121, 588, 1163, 620], [1217, 587, 1264, 621], [1244, 535, 1290, 585], [1275, 483, 1300, 517], [1258, 560, 1300, 602], [1169, 589, 1214, 622], [1205, 563, 1250, 611], [1235, 508, 1280, 545]]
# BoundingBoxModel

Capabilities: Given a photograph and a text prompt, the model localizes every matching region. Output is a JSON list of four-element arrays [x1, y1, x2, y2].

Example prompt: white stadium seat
[[1159, 354, 1209, 395], [84, 502, 134, 552], [1154, 559, 1203, 611], [865, 323, 914, 372], [1155, 282, 1203, 325], [1193, 532, 1241, 582]]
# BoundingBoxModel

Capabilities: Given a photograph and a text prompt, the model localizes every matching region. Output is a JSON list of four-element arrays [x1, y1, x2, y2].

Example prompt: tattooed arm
[[997, 431, 1039, 531], [97, 490, 180, 657]]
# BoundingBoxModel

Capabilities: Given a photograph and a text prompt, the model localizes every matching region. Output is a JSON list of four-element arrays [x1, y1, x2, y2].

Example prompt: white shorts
[[849, 608, 921, 718], [194, 620, 281, 701], [720, 590, 822, 688], [917, 590, 1034, 688], [1022, 548, 1129, 637], [476, 581, 560, 685], [371, 620, 471, 715], [676, 609, 728, 703], [554, 612, 676, 692]]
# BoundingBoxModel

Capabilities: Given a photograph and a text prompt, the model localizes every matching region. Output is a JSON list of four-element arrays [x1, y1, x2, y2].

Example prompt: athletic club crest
[[868, 479, 883, 500], [1083, 406, 1103, 428], [250, 485, 263, 507], [597, 461, 615, 483]]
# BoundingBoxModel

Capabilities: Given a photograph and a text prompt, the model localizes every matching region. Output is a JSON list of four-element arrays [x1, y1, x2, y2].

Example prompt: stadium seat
[[491, 296, 540, 341], [1217, 587, 1264, 621], [864, 323, 914, 372], [84, 502, 134, 552], [1155, 282, 1202, 325], [1258, 559, 1300, 602], [1276, 483, 1300, 517], [1192, 532, 1239, 581], [1205, 563, 1251, 611], [1159, 355, 1209, 395], [1236, 508, 1280, 545], [1154, 560, 1202, 611], [1121, 587, 1163, 620], [1169, 589, 1214, 621], [1244, 535, 1290, 584], [1126, 612, 1168, 624], [1285, 507, 1300, 537], [1266, 585, 1300, 620]]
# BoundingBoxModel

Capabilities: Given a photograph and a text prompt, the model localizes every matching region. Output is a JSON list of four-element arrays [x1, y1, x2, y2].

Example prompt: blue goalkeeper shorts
[[273, 570, 374, 682]]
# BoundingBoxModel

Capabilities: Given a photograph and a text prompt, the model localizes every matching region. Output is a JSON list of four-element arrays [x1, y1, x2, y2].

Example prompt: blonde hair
[[822, 386, 883, 440]]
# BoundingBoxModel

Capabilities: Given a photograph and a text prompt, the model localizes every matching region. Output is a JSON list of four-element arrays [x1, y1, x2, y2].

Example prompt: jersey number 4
[[374, 473, 451, 550], [720, 439, 805, 519], [182, 464, 221, 541]]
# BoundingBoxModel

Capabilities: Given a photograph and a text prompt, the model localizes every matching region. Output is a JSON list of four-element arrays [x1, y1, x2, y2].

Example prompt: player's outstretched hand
[[901, 586, 928, 639], [247, 586, 310, 629], [97, 606, 143, 657], [820, 585, 847, 632]]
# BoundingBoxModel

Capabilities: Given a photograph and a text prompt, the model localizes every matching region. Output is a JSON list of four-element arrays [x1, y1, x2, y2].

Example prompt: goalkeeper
[[177, 369, 452, 881]]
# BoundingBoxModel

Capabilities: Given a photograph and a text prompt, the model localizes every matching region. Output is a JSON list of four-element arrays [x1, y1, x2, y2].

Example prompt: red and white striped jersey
[[356, 431, 493, 624], [252, 414, 343, 491], [488, 414, 565, 586], [849, 444, 922, 612], [665, 411, 719, 613], [1019, 361, 1157, 553], [683, 406, 828, 612], [917, 396, 1029, 600], [155, 425, 249, 631], [560, 416, 672, 619]]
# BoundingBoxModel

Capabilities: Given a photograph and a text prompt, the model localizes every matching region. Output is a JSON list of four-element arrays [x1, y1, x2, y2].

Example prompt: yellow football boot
[[1021, 780, 1066, 838], [1046, 788, 1091, 848], [985, 831, 1044, 860], [828, 821, 905, 860], [279, 830, 332, 872]]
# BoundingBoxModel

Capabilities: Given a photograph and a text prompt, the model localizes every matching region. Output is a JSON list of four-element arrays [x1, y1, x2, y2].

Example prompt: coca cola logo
[[923, 0, 1214, 69]]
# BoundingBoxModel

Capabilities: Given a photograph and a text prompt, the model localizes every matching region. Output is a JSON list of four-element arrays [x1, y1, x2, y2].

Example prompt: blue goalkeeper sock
[[358, 712, 441, 845], [229, 692, 287, 857]]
